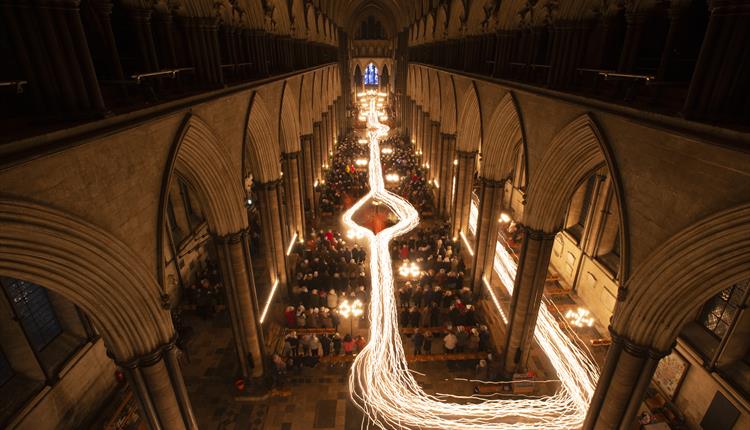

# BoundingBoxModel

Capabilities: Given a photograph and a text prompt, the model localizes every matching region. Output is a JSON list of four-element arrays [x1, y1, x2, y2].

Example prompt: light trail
[[343, 92, 599, 429]]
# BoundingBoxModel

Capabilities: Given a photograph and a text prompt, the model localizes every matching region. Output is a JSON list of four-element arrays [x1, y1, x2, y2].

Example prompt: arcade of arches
[[1, 1, 749, 429]]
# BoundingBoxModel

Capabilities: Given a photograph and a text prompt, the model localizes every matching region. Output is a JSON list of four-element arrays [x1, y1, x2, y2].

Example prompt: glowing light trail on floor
[[343, 92, 599, 429]]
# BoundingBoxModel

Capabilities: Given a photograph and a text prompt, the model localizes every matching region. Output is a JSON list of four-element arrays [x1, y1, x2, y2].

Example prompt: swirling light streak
[[343, 95, 599, 429]]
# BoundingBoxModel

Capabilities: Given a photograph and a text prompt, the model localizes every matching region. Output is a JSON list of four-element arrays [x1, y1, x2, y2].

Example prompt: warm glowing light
[[498, 212, 512, 223], [259, 279, 280, 323], [355, 158, 369, 166], [398, 261, 420, 278], [460, 230, 474, 256], [381, 147, 393, 154], [286, 233, 298, 256], [340, 91, 598, 430], [385, 173, 400, 183], [339, 299, 364, 319], [565, 308, 595, 328], [358, 139, 368, 144], [433, 179, 439, 188], [347, 229, 365, 240]]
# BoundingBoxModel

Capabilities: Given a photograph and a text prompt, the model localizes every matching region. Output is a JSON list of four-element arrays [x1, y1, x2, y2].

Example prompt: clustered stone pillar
[[312, 122, 323, 183], [451, 150, 477, 240], [437, 133, 456, 216], [415, 106, 423, 156], [282, 151, 305, 240], [583, 329, 670, 430], [428, 121, 440, 183], [321, 112, 330, 168], [502, 228, 556, 375], [683, 0, 750, 121], [470, 177, 505, 290], [422, 113, 432, 169], [1, 0, 106, 115], [255, 179, 288, 292], [300, 134, 317, 218], [119, 343, 197, 430], [215, 229, 265, 379]]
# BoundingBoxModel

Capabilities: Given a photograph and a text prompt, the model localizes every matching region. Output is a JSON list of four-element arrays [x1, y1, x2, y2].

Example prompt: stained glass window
[[698, 281, 748, 339], [1, 278, 62, 352], [364, 63, 379, 86]]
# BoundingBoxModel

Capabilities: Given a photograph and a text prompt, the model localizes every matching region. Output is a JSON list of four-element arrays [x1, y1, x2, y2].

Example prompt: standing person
[[423, 331, 433, 355], [310, 335, 322, 357], [456, 326, 469, 353], [332, 333, 342, 355], [343, 335, 355, 355], [443, 331, 457, 354], [413, 330, 425, 356], [355, 335, 367, 353], [478, 325, 490, 352]]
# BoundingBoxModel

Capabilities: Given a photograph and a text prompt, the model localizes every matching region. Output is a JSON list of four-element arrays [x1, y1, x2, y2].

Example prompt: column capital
[[213, 227, 251, 244], [300, 133, 313, 142], [478, 176, 505, 188], [521, 225, 558, 241], [256, 178, 283, 190], [456, 149, 478, 158], [608, 325, 673, 360], [709, 0, 750, 14], [111, 338, 178, 368], [440, 132, 457, 140], [282, 150, 301, 160]]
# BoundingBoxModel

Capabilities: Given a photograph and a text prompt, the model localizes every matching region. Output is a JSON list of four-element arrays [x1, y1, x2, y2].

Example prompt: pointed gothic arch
[[480, 92, 526, 181], [456, 80, 482, 152], [279, 81, 302, 153], [0, 197, 173, 362], [244, 92, 282, 182]]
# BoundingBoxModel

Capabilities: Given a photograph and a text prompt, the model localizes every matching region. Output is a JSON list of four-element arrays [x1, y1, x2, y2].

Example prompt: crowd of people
[[282, 227, 369, 328], [381, 136, 433, 212], [318, 136, 369, 213]]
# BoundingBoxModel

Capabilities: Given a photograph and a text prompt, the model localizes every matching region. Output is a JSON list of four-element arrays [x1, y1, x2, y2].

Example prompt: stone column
[[256, 179, 288, 293], [119, 343, 197, 430], [617, 12, 648, 72], [451, 150, 476, 240], [502, 228, 556, 374], [312, 122, 323, 182], [683, 0, 750, 120], [415, 106, 423, 156], [470, 177, 505, 290], [429, 121, 440, 183], [215, 230, 265, 379], [282, 151, 305, 240], [656, 4, 689, 81], [438, 133, 456, 216], [300, 134, 317, 218], [584, 329, 669, 430], [321, 112, 330, 168], [421, 112, 431, 167]]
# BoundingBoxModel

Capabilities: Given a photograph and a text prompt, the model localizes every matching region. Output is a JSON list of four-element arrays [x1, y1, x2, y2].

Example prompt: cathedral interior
[[1, 1, 750, 429]]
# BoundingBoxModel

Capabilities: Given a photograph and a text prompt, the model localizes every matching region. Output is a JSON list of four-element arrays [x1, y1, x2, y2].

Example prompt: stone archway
[[0, 197, 194, 430]]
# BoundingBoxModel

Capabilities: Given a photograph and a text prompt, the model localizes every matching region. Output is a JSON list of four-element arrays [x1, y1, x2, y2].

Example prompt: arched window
[[364, 63, 379, 86]]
